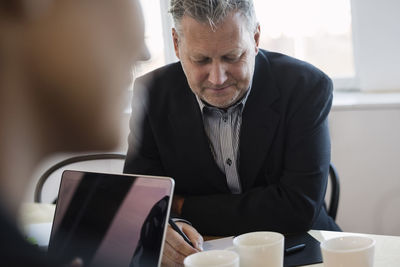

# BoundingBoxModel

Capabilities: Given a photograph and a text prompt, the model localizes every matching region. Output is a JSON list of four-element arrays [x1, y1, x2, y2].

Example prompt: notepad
[[203, 236, 234, 250], [284, 232, 322, 267]]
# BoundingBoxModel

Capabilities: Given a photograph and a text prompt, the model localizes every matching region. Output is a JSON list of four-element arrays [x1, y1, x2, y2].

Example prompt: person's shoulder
[[257, 49, 332, 100], [258, 49, 331, 84], [132, 62, 190, 113], [133, 62, 186, 103], [136, 61, 184, 88]]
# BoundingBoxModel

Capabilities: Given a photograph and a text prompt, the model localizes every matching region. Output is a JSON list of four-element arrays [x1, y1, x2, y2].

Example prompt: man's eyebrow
[[190, 55, 207, 61], [190, 48, 243, 57], [225, 48, 243, 55], [189, 52, 208, 59]]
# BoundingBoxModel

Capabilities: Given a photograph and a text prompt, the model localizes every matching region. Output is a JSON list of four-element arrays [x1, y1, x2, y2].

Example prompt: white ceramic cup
[[321, 236, 376, 267], [184, 250, 239, 267], [232, 231, 284, 267]]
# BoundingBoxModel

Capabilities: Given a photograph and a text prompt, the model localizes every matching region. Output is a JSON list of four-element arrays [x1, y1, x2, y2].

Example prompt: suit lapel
[[166, 53, 281, 193], [239, 52, 281, 191], [167, 74, 229, 192]]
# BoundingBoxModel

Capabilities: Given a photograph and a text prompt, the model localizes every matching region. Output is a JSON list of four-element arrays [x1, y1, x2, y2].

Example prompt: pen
[[284, 243, 306, 255], [168, 218, 194, 248]]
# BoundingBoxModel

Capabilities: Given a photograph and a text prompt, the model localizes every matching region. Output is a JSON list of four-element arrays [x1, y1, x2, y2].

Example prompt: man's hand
[[162, 222, 203, 267]]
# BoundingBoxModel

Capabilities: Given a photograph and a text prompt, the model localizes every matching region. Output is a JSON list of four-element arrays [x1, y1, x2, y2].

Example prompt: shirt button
[[226, 158, 232, 166], [223, 116, 228, 122]]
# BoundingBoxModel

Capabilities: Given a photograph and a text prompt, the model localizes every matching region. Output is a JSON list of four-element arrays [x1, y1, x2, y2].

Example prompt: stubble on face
[[174, 11, 259, 108]]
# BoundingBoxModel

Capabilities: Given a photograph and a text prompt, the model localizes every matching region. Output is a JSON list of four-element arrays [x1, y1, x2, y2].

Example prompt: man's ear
[[253, 23, 260, 54], [172, 28, 180, 59]]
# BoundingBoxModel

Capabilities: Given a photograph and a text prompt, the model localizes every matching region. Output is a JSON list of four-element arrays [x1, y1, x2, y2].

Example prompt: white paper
[[23, 222, 53, 248], [203, 236, 234, 251]]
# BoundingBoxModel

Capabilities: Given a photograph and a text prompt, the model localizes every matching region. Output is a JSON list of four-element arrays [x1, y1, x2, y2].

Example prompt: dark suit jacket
[[124, 49, 340, 236]]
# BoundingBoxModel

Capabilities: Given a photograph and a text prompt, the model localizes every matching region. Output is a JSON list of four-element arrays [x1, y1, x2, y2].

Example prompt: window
[[135, 0, 168, 77], [138, 0, 356, 90], [253, 0, 355, 81]]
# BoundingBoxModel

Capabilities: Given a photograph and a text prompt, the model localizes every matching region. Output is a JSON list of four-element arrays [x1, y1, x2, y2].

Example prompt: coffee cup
[[184, 250, 239, 267], [320, 235, 375, 267], [232, 231, 284, 267]]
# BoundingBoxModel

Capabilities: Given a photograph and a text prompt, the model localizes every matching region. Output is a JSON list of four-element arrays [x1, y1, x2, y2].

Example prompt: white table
[[20, 203, 400, 266], [306, 230, 400, 266]]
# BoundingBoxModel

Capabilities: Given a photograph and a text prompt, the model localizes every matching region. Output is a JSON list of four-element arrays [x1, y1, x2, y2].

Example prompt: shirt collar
[[195, 79, 253, 114]]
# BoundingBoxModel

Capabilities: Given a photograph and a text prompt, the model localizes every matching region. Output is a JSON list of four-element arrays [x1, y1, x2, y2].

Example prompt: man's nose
[[208, 62, 228, 86]]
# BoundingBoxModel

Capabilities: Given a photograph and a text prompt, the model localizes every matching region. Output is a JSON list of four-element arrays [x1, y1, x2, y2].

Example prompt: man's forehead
[[181, 30, 250, 58]]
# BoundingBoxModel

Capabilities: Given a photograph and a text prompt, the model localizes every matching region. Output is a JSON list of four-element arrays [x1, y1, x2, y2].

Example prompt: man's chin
[[204, 99, 234, 109], [201, 94, 238, 108], [202, 89, 245, 108]]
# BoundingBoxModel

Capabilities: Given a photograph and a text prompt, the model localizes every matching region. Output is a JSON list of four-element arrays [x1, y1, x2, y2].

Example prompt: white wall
[[319, 0, 400, 233], [330, 98, 400, 235]]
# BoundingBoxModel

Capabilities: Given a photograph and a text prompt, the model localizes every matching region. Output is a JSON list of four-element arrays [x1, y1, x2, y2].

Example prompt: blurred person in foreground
[[0, 0, 146, 265], [124, 0, 340, 265]]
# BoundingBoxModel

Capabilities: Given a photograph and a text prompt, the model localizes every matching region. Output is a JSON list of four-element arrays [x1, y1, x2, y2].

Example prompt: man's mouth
[[206, 85, 232, 91]]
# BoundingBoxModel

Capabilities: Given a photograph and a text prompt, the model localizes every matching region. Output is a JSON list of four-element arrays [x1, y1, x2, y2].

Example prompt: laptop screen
[[48, 170, 174, 267]]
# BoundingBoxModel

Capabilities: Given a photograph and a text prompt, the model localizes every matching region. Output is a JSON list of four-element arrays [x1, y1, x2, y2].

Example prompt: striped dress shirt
[[195, 86, 252, 194]]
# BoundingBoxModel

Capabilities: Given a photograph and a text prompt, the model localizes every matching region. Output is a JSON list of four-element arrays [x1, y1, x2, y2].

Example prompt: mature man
[[124, 0, 340, 265]]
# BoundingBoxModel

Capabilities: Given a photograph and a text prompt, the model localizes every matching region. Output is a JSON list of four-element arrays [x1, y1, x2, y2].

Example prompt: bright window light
[[254, 0, 355, 79], [135, 0, 166, 77], [135, 0, 355, 87]]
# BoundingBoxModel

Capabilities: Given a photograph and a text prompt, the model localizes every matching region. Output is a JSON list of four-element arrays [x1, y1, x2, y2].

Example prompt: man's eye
[[194, 58, 210, 64], [224, 55, 240, 62]]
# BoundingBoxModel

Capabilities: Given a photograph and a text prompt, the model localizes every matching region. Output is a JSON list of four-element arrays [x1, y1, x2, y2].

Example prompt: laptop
[[47, 170, 174, 267]]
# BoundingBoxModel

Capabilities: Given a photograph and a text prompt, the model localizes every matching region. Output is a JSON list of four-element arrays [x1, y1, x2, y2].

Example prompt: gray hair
[[169, 0, 258, 34]]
